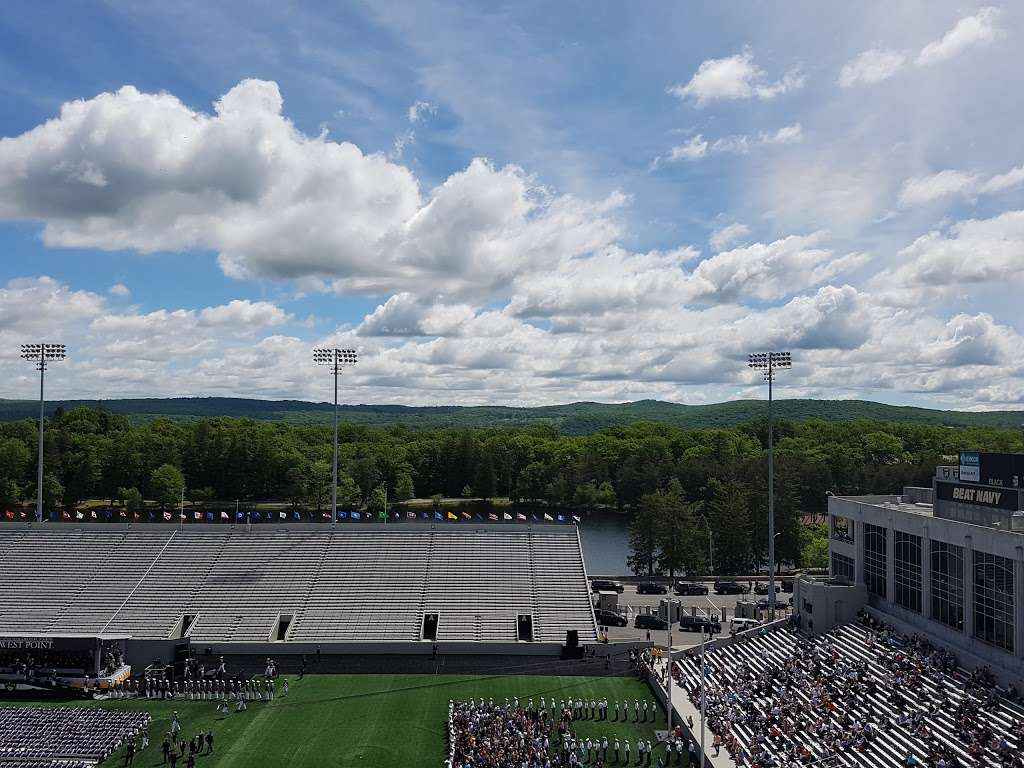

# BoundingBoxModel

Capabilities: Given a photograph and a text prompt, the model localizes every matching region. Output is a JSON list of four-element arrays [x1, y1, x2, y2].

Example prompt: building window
[[974, 551, 1015, 653], [831, 552, 855, 582], [831, 516, 854, 543], [863, 523, 887, 598], [893, 531, 922, 613], [930, 541, 963, 632]]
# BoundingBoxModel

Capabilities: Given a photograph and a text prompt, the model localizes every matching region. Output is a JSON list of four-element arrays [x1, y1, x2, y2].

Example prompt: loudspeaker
[[561, 630, 584, 659]]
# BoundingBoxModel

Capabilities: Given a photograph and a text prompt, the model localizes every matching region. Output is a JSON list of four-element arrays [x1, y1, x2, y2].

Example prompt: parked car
[[591, 579, 625, 593], [755, 597, 783, 611], [678, 615, 722, 634], [713, 580, 749, 595], [594, 609, 628, 627], [637, 582, 668, 595], [634, 614, 669, 630], [781, 579, 794, 593], [753, 582, 781, 595], [673, 581, 709, 596], [729, 618, 762, 636]]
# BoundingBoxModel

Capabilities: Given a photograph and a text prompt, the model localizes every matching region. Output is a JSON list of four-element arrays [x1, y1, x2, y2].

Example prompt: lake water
[[576, 511, 631, 575]]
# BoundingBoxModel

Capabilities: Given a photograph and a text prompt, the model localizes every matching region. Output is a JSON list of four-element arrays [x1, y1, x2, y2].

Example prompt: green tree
[[367, 484, 388, 519], [149, 463, 185, 510], [627, 496, 662, 577], [120, 486, 144, 514], [461, 484, 473, 498], [394, 472, 415, 501], [705, 478, 752, 575], [42, 473, 63, 513], [800, 523, 829, 569]]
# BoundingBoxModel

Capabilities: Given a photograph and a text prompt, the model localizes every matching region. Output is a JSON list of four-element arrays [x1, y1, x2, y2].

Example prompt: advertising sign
[[959, 452, 980, 483], [936, 480, 1021, 511]]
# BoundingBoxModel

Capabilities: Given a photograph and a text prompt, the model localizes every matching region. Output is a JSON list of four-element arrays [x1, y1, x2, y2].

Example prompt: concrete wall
[[792, 576, 866, 636], [828, 494, 1024, 679]]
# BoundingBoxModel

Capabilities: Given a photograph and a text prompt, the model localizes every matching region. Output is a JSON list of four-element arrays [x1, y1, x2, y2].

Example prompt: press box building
[[823, 451, 1024, 678]]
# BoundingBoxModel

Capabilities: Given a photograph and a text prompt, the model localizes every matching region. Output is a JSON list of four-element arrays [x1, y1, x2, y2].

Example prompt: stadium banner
[[447, 512, 457, 521], [936, 480, 1020, 510], [959, 452, 980, 483], [503, 512, 512, 521]]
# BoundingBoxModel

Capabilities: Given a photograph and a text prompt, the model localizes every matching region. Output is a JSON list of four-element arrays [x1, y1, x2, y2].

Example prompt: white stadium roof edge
[[0, 524, 598, 644]]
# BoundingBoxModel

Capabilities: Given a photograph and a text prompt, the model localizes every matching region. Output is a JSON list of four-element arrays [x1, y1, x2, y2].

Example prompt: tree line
[[0, 406, 1020, 575]]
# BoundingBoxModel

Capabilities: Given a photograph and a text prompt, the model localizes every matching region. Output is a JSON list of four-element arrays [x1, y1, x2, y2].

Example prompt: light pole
[[666, 597, 676, 735], [747, 351, 791, 621], [313, 348, 358, 527], [20, 343, 66, 523]]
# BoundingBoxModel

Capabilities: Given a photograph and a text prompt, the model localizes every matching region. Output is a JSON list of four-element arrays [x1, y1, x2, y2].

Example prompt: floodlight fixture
[[313, 348, 359, 526], [20, 343, 68, 523], [747, 350, 792, 621]]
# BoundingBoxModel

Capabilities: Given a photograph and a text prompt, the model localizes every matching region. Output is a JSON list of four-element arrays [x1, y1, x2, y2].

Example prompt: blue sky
[[1, 1, 1022, 408]]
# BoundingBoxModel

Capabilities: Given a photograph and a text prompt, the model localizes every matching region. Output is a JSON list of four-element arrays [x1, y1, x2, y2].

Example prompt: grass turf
[[5, 674, 664, 767]]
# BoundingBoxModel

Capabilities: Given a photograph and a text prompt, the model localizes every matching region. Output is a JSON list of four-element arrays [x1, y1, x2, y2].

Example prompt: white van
[[729, 617, 761, 636]]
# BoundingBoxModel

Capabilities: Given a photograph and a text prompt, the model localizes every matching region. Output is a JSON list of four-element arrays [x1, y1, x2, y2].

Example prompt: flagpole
[[179, 486, 184, 530]]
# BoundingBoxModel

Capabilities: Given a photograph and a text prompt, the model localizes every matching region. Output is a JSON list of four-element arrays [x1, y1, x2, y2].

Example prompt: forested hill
[[0, 397, 1022, 433]]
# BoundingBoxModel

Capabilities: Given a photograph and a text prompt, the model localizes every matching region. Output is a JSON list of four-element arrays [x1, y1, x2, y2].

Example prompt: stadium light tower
[[313, 348, 358, 527], [747, 350, 791, 621], [20, 343, 66, 523]]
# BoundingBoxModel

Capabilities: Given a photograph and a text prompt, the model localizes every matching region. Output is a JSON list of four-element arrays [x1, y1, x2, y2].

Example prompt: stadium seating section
[[0, 525, 597, 644], [665, 622, 1024, 767], [0, 707, 149, 764]]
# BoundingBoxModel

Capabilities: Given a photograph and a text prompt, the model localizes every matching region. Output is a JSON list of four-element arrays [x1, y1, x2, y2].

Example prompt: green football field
[[6, 674, 664, 767]]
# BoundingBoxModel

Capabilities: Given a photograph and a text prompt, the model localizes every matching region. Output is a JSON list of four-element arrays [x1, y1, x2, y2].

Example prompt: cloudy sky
[[1, 1, 1022, 409]]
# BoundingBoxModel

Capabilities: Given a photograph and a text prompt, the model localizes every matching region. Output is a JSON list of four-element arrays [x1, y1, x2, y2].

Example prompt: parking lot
[[591, 579, 794, 646]]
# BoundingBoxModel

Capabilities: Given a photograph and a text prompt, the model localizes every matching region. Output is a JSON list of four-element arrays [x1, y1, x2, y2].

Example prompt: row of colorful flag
[[3, 508, 581, 524]]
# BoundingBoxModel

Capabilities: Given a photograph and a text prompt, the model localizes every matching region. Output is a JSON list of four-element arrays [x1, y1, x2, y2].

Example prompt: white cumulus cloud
[[668, 51, 804, 107]]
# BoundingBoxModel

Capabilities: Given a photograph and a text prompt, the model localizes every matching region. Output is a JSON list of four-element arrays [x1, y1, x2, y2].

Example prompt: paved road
[[592, 581, 793, 645]]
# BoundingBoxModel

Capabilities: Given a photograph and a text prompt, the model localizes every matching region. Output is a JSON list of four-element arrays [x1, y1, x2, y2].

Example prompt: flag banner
[[49, 511, 58, 521], [236, 511, 245, 521], [543, 513, 553, 522], [294, 511, 301, 520], [194, 511, 202, 520], [253, 512, 262, 521], [76, 511, 85, 520], [503, 512, 512, 521], [279, 511, 287, 519], [516, 513, 526, 521], [90, 511, 98, 519], [104, 510, 113, 520], [421, 511, 430, 519], [473, 512, 483, 521], [461, 511, 471, 520], [221, 511, 229, 520], [572, 515, 581, 523], [206, 512, 214, 522], [163, 512, 172, 521], [337, 511, 348, 519], [180, 513, 187, 520], [133, 511, 141, 521], [4, 510, 13, 520], [557, 514, 566, 523], [434, 511, 443, 520], [62, 511, 71, 520], [352, 511, 361, 520], [447, 512, 457, 521], [321, 511, 331, 520], [407, 511, 417, 519], [378, 510, 386, 520], [488, 513, 498, 521], [531, 514, 540, 522], [118, 510, 127, 519], [19, 510, 28, 519]]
